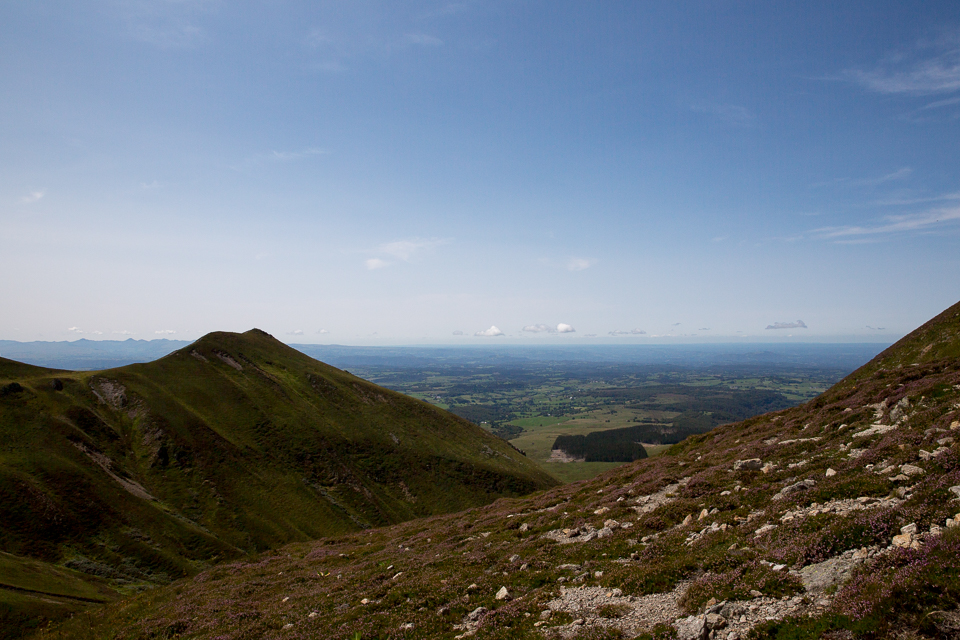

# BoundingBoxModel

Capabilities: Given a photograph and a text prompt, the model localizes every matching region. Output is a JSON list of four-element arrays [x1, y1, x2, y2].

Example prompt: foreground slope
[[43, 300, 960, 640], [0, 330, 556, 636]]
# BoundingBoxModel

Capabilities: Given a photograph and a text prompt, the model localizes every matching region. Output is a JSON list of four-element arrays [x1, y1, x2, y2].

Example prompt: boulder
[[675, 615, 708, 640], [733, 459, 762, 472], [900, 464, 924, 477]]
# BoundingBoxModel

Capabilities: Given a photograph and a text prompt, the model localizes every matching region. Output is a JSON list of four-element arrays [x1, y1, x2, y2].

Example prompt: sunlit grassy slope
[[0, 329, 557, 636]]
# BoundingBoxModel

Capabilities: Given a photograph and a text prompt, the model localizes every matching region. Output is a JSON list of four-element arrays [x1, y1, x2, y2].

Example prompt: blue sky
[[2, 1, 959, 344]]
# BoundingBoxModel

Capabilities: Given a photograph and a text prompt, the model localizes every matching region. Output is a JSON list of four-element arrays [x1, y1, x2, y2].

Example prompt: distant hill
[[45, 301, 960, 640], [0, 330, 557, 638], [0, 339, 190, 370]]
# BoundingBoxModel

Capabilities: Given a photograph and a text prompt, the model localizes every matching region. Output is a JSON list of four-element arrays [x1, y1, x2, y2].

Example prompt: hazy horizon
[[3, 2, 959, 344]]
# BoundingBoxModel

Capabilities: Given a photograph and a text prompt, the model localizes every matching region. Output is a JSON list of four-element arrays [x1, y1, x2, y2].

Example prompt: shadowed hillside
[[0, 329, 557, 638], [36, 301, 960, 640]]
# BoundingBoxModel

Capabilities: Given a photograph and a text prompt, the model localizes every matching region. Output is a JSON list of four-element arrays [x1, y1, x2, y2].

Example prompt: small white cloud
[[287, 329, 304, 336], [67, 327, 82, 333], [522, 324, 554, 333], [155, 329, 177, 335], [766, 320, 807, 330], [316, 329, 329, 334], [113, 330, 135, 335], [608, 329, 647, 336], [475, 325, 504, 337], [452, 330, 464, 336], [405, 33, 443, 46], [557, 323, 575, 333], [366, 258, 389, 270], [19, 190, 45, 204], [91, 330, 103, 335], [567, 258, 596, 271]]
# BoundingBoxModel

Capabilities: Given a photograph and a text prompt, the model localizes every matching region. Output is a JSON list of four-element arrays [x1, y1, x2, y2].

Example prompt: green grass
[[508, 416, 572, 428]]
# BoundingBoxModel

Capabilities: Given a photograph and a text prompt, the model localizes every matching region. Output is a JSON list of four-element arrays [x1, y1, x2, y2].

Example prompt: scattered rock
[[467, 606, 487, 621], [495, 586, 511, 601], [774, 479, 816, 500], [825, 468, 837, 477], [705, 613, 727, 630], [733, 459, 762, 472], [900, 464, 924, 477]]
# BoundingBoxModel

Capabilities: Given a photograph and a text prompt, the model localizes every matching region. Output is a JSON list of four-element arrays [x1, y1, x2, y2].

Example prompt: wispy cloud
[[811, 167, 912, 189], [316, 329, 330, 334], [365, 237, 450, 269], [113, 330, 135, 335], [305, 23, 446, 73], [114, 0, 215, 49], [690, 102, 754, 127], [567, 258, 596, 271], [766, 320, 807, 330], [67, 327, 82, 333], [522, 324, 553, 333], [873, 191, 960, 206], [232, 147, 327, 170], [844, 32, 960, 95], [475, 325, 504, 337], [380, 238, 449, 260], [155, 329, 177, 335], [287, 329, 304, 336], [404, 33, 443, 46], [452, 330, 464, 336], [812, 205, 960, 240], [608, 329, 646, 336], [18, 190, 44, 204], [918, 96, 960, 111]]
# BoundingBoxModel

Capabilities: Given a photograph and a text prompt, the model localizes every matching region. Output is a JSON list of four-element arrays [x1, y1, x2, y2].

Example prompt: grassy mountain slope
[[39, 300, 960, 640], [0, 330, 557, 637]]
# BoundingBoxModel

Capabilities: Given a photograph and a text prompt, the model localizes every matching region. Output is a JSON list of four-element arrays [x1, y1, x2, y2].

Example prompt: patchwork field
[[352, 356, 870, 483]]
